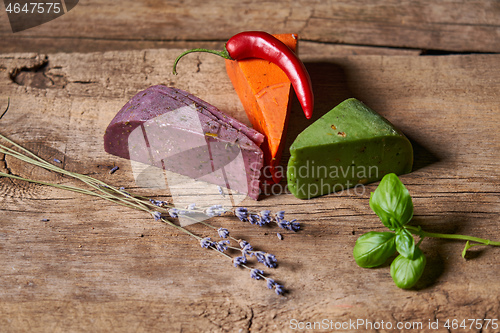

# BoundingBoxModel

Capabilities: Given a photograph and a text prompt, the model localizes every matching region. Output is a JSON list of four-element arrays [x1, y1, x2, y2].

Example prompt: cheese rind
[[287, 98, 413, 199]]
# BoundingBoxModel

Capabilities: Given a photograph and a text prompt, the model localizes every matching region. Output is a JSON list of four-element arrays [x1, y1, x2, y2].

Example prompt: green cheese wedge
[[287, 98, 413, 199]]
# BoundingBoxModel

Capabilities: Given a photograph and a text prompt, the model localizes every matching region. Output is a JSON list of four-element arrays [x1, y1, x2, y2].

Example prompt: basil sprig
[[353, 173, 500, 289]]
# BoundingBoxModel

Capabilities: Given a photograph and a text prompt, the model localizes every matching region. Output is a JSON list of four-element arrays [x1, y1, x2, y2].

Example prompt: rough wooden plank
[[0, 49, 499, 332], [0, 0, 499, 53]]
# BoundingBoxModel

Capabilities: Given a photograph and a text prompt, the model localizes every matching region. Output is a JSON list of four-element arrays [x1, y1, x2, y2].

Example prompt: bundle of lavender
[[0, 132, 300, 295]]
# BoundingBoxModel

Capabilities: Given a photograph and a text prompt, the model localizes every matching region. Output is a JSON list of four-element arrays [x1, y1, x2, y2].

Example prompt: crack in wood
[[71, 80, 97, 84], [6, 55, 68, 89], [195, 57, 202, 73], [0, 97, 10, 121], [246, 307, 254, 331], [9, 55, 50, 85], [0, 152, 12, 175]]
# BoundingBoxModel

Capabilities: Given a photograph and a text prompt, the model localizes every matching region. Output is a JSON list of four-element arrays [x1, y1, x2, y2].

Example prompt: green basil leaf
[[395, 228, 416, 259], [369, 173, 414, 230], [353, 231, 396, 268], [390, 248, 426, 289]]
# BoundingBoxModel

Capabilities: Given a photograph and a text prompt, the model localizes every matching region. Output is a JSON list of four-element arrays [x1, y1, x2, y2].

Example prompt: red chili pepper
[[173, 31, 314, 119]]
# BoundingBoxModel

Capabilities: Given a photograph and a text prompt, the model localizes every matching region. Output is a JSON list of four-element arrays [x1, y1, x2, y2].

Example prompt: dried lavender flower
[[215, 240, 230, 253], [248, 214, 261, 225], [264, 253, 277, 268], [277, 219, 287, 229], [275, 210, 285, 221], [217, 227, 229, 238], [256, 218, 268, 227], [274, 283, 284, 295], [150, 199, 166, 207], [240, 241, 253, 255], [118, 187, 131, 196], [152, 211, 162, 221], [168, 208, 179, 218], [200, 237, 214, 249], [289, 219, 300, 232], [233, 255, 247, 267], [206, 205, 226, 217], [234, 208, 302, 232], [253, 251, 265, 263], [253, 251, 277, 268], [178, 209, 196, 216], [265, 278, 284, 295], [277, 218, 301, 232], [109, 166, 119, 174], [277, 232, 283, 240], [235, 207, 248, 222], [217, 185, 225, 197], [260, 210, 273, 224], [250, 269, 264, 280], [53, 158, 62, 163]]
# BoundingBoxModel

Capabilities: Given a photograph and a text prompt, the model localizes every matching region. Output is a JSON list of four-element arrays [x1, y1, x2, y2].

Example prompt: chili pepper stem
[[172, 48, 231, 75], [406, 225, 500, 247]]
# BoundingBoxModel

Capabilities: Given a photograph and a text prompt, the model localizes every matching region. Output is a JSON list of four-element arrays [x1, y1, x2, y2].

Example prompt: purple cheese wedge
[[104, 85, 264, 200]]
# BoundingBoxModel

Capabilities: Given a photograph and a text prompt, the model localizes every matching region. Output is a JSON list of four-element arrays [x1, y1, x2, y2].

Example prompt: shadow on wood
[[410, 213, 479, 290], [283, 61, 353, 165], [286, 61, 440, 173], [287, 62, 354, 141], [407, 135, 440, 171]]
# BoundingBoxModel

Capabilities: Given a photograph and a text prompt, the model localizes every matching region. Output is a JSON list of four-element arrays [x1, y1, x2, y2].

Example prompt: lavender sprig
[[199, 228, 285, 293], [0, 132, 301, 296], [198, 228, 285, 294], [235, 207, 301, 232]]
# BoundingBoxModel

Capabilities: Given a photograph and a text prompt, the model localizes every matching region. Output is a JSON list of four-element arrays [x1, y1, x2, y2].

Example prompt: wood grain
[[1, 0, 499, 54], [0, 47, 499, 332]]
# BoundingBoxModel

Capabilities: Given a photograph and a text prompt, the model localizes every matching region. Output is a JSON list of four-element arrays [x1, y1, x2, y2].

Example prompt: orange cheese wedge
[[225, 33, 298, 184]]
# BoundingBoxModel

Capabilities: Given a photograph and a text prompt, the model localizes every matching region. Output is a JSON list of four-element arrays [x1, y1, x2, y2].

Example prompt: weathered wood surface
[[0, 46, 499, 332], [1, 0, 499, 54]]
